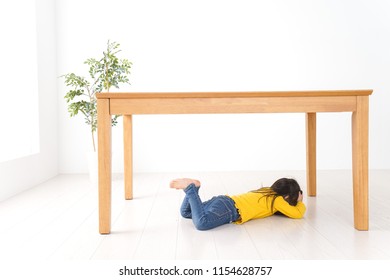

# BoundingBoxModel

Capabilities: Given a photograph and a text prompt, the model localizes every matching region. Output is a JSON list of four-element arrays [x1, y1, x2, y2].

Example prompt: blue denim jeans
[[180, 183, 240, 230]]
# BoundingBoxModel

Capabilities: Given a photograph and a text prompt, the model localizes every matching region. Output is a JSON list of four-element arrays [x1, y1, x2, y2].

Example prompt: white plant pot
[[87, 150, 98, 185]]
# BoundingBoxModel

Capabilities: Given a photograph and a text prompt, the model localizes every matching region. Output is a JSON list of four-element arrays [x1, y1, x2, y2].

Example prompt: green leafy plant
[[62, 41, 132, 152]]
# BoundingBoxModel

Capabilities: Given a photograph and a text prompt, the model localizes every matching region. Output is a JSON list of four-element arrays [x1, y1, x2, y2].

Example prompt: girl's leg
[[170, 178, 240, 230], [184, 184, 239, 230], [179, 186, 199, 219], [171, 178, 201, 219]]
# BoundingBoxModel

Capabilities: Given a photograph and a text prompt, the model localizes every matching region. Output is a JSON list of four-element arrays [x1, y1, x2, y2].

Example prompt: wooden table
[[96, 90, 373, 234]]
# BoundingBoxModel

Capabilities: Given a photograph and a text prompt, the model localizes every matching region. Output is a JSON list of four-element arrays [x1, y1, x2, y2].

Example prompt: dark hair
[[252, 178, 302, 211]]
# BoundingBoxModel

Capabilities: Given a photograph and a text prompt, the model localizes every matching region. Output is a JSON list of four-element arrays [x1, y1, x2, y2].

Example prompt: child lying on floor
[[170, 177, 306, 230]]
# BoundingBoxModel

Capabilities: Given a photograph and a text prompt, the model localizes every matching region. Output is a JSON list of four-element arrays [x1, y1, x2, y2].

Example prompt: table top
[[97, 90, 373, 99]]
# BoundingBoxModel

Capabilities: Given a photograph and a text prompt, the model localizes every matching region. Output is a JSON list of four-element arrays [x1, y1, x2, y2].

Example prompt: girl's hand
[[297, 191, 303, 202]]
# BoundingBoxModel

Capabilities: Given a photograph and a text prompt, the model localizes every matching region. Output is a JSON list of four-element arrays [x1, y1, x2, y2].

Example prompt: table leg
[[306, 113, 317, 196], [352, 96, 369, 230], [97, 98, 112, 234], [124, 115, 133, 200]]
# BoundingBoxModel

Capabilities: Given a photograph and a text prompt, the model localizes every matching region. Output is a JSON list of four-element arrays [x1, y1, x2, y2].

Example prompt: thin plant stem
[[92, 130, 96, 152]]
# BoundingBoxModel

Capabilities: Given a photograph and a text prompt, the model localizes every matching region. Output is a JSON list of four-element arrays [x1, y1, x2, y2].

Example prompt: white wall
[[0, 0, 58, 201], [57, 0, 390, 173]]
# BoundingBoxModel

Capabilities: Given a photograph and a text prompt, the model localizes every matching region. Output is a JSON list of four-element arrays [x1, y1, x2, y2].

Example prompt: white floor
[[0, 170, 389, 260]]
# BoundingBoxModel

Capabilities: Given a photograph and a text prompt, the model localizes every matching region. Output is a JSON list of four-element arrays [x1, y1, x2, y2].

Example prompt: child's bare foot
[[170, 178, 201, 189]]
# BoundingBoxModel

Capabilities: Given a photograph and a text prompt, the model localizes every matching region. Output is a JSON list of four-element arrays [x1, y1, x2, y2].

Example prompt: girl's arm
[[274, 196, 306, 219]]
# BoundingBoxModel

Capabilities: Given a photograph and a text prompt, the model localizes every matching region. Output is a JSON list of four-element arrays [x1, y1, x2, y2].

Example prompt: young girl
[[170, 177, 306, 230]]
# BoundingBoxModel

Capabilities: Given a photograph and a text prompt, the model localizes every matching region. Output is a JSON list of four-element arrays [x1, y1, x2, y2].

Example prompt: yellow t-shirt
[[229, 192, 306, 224]]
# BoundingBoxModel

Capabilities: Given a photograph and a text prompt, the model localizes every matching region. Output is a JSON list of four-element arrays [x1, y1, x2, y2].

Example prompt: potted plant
[[62, 40, 132, 181]]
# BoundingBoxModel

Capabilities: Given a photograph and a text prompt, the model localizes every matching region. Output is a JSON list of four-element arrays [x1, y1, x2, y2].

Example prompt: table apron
[[109, 96, 357, 115]]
